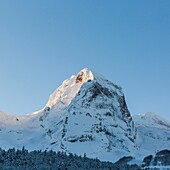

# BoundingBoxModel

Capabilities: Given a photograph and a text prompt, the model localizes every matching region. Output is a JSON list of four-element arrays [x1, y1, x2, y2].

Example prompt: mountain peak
[[75, 68, 94, 83], [75, 68, 106, 84], [133, 112, 170, 129], [45, 68, 98, 109], [45, 68, 122, 110]]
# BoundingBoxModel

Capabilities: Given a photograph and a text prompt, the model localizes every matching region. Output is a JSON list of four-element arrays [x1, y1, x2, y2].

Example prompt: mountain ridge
[[0, 68, 169, 164]]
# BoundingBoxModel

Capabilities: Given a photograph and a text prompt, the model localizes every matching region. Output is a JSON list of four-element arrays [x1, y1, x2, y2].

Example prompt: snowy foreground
[[0, 68, 170, 168]]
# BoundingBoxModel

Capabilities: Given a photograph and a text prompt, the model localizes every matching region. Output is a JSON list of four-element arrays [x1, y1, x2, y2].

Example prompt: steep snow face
[[133, 113, 170, 158], [32, 68, 136, 162], [45, 68, 96, 111], [40, 69, 136, 162], [61, 75, 136, 155]]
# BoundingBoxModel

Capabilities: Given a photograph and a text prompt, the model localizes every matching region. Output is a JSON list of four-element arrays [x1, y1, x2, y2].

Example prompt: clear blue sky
[[0, 1, 170, 120]]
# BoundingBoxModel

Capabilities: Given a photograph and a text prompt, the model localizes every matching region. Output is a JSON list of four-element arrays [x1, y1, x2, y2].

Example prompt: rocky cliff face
[[38, 68, 136, 162], [61, 70, 136, 156]]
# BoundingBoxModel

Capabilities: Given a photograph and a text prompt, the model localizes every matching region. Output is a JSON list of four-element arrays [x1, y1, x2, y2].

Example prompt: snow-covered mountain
[[133, 112, 170, 158], [0, 68, 170, 163]]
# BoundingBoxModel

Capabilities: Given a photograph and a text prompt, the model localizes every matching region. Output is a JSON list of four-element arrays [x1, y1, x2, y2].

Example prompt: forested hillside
[[0, 148, 139, 170]]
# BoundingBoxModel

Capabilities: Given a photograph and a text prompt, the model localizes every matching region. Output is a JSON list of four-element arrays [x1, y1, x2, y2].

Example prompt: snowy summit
[[0, 68, 170, 164]]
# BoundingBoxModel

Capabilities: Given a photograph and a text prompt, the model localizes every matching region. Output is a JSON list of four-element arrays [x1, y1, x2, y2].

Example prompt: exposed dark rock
[[153, 150, 170, 166], [115, 156, 133, 165], [87, 82, 113, 102], [50, 141, 56, 145], [64, 134, 94, 143], [142, 155, 153, 167], [156, 150, 170, 155], [44, 106, 50, 112], [76, 72, 84, 83], [86, 113, 92, 117], [39, 106, 51, 121], [65, 117, 68, 124], [118, 95, 130, 117], [104, 112, 113, 116], [142, 150, 170, 167]]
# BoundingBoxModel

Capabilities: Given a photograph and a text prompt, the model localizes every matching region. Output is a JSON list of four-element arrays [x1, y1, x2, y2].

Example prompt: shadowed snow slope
[[0, 68, 169, 163], [133, 113, 170, 159]]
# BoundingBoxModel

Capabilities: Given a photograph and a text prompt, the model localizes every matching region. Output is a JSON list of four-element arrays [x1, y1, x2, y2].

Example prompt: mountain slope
[[133, 112, 170, 158], [0, 68, 169, 163], [0, 68, 136, 162], [36, 68, 137, 162]]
